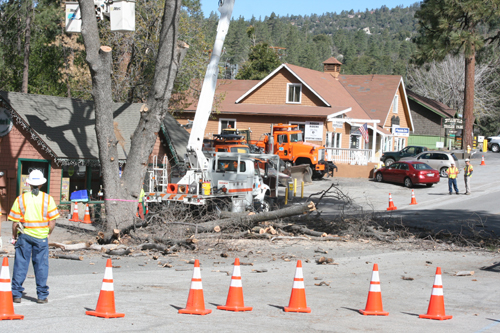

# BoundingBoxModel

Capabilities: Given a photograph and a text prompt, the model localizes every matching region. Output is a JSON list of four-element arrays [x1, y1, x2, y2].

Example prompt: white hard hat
[[26, 170, 46, 186], [465, 158, 470, 162]]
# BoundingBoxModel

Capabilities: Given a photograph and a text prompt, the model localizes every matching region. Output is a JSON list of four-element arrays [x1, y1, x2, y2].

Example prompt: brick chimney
[[323, 57, 342, 78]]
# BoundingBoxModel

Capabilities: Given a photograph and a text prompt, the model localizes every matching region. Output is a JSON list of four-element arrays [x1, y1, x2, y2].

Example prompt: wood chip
[[239, 262, 253, 266], [161, 263, 173, 268], [314, 281, 330, 286], [314, 277, 323, 280], [401, 276, 414, 281], [314, 249, 328, 254], [251, 269, 268, 273], [455, 271, 474, 276], [220, 253, 228, 258], [112, 265, 121, 268], [316, 256, 335, 265], [426, 261, 432, 264]]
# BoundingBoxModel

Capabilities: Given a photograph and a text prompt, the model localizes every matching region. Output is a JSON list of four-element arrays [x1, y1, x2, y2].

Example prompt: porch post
[[372, 122, 377, 162]]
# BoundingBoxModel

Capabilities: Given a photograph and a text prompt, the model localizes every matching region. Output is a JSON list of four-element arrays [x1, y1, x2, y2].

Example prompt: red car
[[374, 161, 440, 188]]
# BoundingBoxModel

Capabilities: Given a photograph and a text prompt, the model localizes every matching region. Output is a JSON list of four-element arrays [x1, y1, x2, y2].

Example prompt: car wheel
[[376, 173, 383, 182], [440, 167, 448, 178], [384, 158, 395, 166], [404, 177, 413, 188], [426, 183, 433, 187], [492, 144, 500, 153]]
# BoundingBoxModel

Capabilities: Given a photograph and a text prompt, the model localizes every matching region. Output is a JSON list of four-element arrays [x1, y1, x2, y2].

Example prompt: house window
[[219, 118, 236, 133], [394, 137, 406, 151], [289, 121, 305, 141], [326, 132, 342, 148], [393, 95, 398, 114], [383, 137, 392, 152], [287, 83, 302, 104]]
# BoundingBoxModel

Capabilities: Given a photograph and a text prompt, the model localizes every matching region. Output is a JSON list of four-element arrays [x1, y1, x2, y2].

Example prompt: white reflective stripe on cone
[[369, 284, 381, 292], [0, 282, 12, 292], [431, 287, 444, 296], [101, 282, 114, 291], [295, 268, 304, 279], [434, 275, 443, 285], [292, 280, 305, 289], [230, 279, 243, 288], [0, 268, 9, 279], [190, 281, 203, 290], [232, 265, 241, 277], [104, 267, 113, 280], [193, 267, 201, 279], [371, 271, 380, 282]]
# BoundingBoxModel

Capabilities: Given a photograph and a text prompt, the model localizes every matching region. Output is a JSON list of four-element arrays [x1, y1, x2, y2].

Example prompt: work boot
[[449, 192, 452, 195], [456, 192, 459, 195], [13, 298, 21, 303], [37, 298, 48, 304]]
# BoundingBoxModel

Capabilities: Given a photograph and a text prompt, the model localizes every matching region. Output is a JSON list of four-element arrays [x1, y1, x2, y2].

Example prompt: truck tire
[[384, 158, 395, 166]]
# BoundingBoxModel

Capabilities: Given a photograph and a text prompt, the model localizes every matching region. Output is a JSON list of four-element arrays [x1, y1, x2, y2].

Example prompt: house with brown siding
[[0, 91, 186, 218], [176, 57, 414, 177]]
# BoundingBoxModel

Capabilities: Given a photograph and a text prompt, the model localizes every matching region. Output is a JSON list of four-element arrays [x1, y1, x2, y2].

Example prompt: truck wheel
[[440, 167, 448, 178], [384, 158, 395, 166]]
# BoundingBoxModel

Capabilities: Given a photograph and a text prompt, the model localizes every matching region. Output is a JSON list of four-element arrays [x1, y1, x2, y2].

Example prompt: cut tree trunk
[[463, 47, 475, 150]]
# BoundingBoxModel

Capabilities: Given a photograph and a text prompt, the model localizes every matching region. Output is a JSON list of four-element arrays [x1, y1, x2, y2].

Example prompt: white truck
[[145, 0, 280, 212]]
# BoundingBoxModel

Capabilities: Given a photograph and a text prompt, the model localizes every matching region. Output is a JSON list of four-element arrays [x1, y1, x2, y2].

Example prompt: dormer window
[[287, 83, 302, 104]]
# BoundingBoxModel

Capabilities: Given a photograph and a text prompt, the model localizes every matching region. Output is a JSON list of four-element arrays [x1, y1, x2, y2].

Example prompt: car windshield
[[290, 133, 302, 142], [412, 163, 433, 170]]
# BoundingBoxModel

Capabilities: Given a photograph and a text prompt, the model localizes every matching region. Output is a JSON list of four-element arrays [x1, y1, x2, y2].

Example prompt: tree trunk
[[78, 0, 187, 232], [22, 0, 33, 93], [463, 47, 475, 150]]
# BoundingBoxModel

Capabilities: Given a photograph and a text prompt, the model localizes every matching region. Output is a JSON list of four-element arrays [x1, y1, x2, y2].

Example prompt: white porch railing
[[325, 148, 373, 165]]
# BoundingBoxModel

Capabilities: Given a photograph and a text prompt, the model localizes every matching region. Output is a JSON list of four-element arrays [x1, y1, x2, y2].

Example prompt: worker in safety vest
[[464, 158, 473, 195], [8, 169, 60, 304], [446, 161, 460, 195], [138, 186, 145, 220]]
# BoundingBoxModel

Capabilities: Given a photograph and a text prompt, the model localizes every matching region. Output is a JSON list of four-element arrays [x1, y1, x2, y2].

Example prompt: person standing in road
[[446, 161, 460, 195], [137, 185, 145, 220], [8, 169, 60, 304], [464, 158, 473, 195]]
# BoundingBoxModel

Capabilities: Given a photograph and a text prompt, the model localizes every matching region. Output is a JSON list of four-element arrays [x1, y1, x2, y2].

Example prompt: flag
[[359, 123, 369, 143]]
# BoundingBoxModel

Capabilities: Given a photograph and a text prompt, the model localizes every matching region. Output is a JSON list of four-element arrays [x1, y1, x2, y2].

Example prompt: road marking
[[474, 319, 500, 333]]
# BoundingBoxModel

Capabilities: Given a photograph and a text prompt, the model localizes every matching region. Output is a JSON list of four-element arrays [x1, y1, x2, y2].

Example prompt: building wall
[[384, 88, 409, 129], [409, 100, 445, 137]]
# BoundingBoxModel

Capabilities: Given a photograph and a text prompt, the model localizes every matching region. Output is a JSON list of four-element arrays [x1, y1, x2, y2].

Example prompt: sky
[[200, 0, 420, 19]]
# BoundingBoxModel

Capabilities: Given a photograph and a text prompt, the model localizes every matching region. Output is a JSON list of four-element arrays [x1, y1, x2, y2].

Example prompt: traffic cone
[[284, 260, 311, 313], [69, 202, 82, 222], [86, 259, 125, 318], [480, 155, 486, 166], [410, 190, 418, 205], [0, 257, 24, 321], [82, 204, 92, 224], [145, 202, 149, 215], [387, 193, 397, 211], [179, 259, 211, 315], [419, 267, 452, 320], [359, 263, 389, 316], [217, 258, 252, 312]]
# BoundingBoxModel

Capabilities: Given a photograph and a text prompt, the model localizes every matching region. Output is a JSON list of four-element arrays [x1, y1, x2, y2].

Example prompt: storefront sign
[[331, 121, 343, 129], [392, 127, 409, 137], [305, 121, 323, 141], [0, 108, 13, 137]]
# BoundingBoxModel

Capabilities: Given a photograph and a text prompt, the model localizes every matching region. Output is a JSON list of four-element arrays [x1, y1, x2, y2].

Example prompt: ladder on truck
[[146, 155, 169, 194]]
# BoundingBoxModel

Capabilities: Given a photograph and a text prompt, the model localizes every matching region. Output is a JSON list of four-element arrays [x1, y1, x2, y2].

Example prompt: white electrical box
[[65, 2, 82, 33], [110, 0, 136, 32]]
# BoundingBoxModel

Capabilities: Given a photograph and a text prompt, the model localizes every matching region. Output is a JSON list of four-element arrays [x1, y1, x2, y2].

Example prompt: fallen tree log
[[49, 242, 91, 251], [107, 248, 131, 256], [185, 202, 316, 234], [53, 254, 83, 260]]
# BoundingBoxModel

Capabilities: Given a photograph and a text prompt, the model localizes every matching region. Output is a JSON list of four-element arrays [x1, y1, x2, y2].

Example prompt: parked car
[[400, 151, 459, 177], [487, 137, 500, 152], [374, 161, 440, 188], [380, 146, 428, 166]]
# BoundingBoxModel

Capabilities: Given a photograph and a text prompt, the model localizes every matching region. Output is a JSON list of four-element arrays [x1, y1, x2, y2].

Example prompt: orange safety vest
[[464, 165, 473, 177], [446, 166, 459, 179], [8, 192, 60, 239]]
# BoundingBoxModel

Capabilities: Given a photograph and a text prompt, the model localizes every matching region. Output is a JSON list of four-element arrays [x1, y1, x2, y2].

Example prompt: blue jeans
[[12, 233, 49, 299], [448, 178, 459, 194]]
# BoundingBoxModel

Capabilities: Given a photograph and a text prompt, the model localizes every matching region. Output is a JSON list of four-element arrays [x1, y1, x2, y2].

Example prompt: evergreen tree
[[236, 43, 281, 80]]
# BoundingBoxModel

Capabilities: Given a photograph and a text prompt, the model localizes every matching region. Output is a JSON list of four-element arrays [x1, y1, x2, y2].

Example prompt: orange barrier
[[0, 257, 24, 321], [167, 183, 178, 194], [86, 259, 125, 318], [480, 155, 486, 166], [410, 189, 418, 205], [217, 258, 252, 312], [179, 259, 211, 315], [387, 193, 397, 211], [82, 204, 92, 224], [359, 263, 389, 316], [419, 267, 452, 320], [284, 260, 311, 313], [69, 203, 83, 222]]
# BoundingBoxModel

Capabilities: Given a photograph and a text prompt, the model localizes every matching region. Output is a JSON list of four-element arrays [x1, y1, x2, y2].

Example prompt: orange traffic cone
[[410, 190, 418, 205], [69, 203, 82, 222], [82, 204, 92, 224], [284, 260, 311, 313], [86, 259, 125, 318], [359, 263, 389, 316], [0, 257, 24, 321], [480, 155, 486, 166], [419, 267, 452, 320], [387, 193, 397, 211], [145, 202, 149, 215], [217, 258, 252, 312], [179, 259, 211, 315]]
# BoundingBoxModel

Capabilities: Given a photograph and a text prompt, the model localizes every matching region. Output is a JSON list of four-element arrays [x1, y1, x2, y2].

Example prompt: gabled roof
[[323, 57, 342, 65], [0, 91, 187, 163], [406, 89, 456, 118]]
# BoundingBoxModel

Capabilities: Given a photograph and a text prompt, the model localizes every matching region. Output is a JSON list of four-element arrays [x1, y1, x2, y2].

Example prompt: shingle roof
[[0, 91, 187, 162], [406, 89, 456, 118], [322, 57, 342, 65]]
